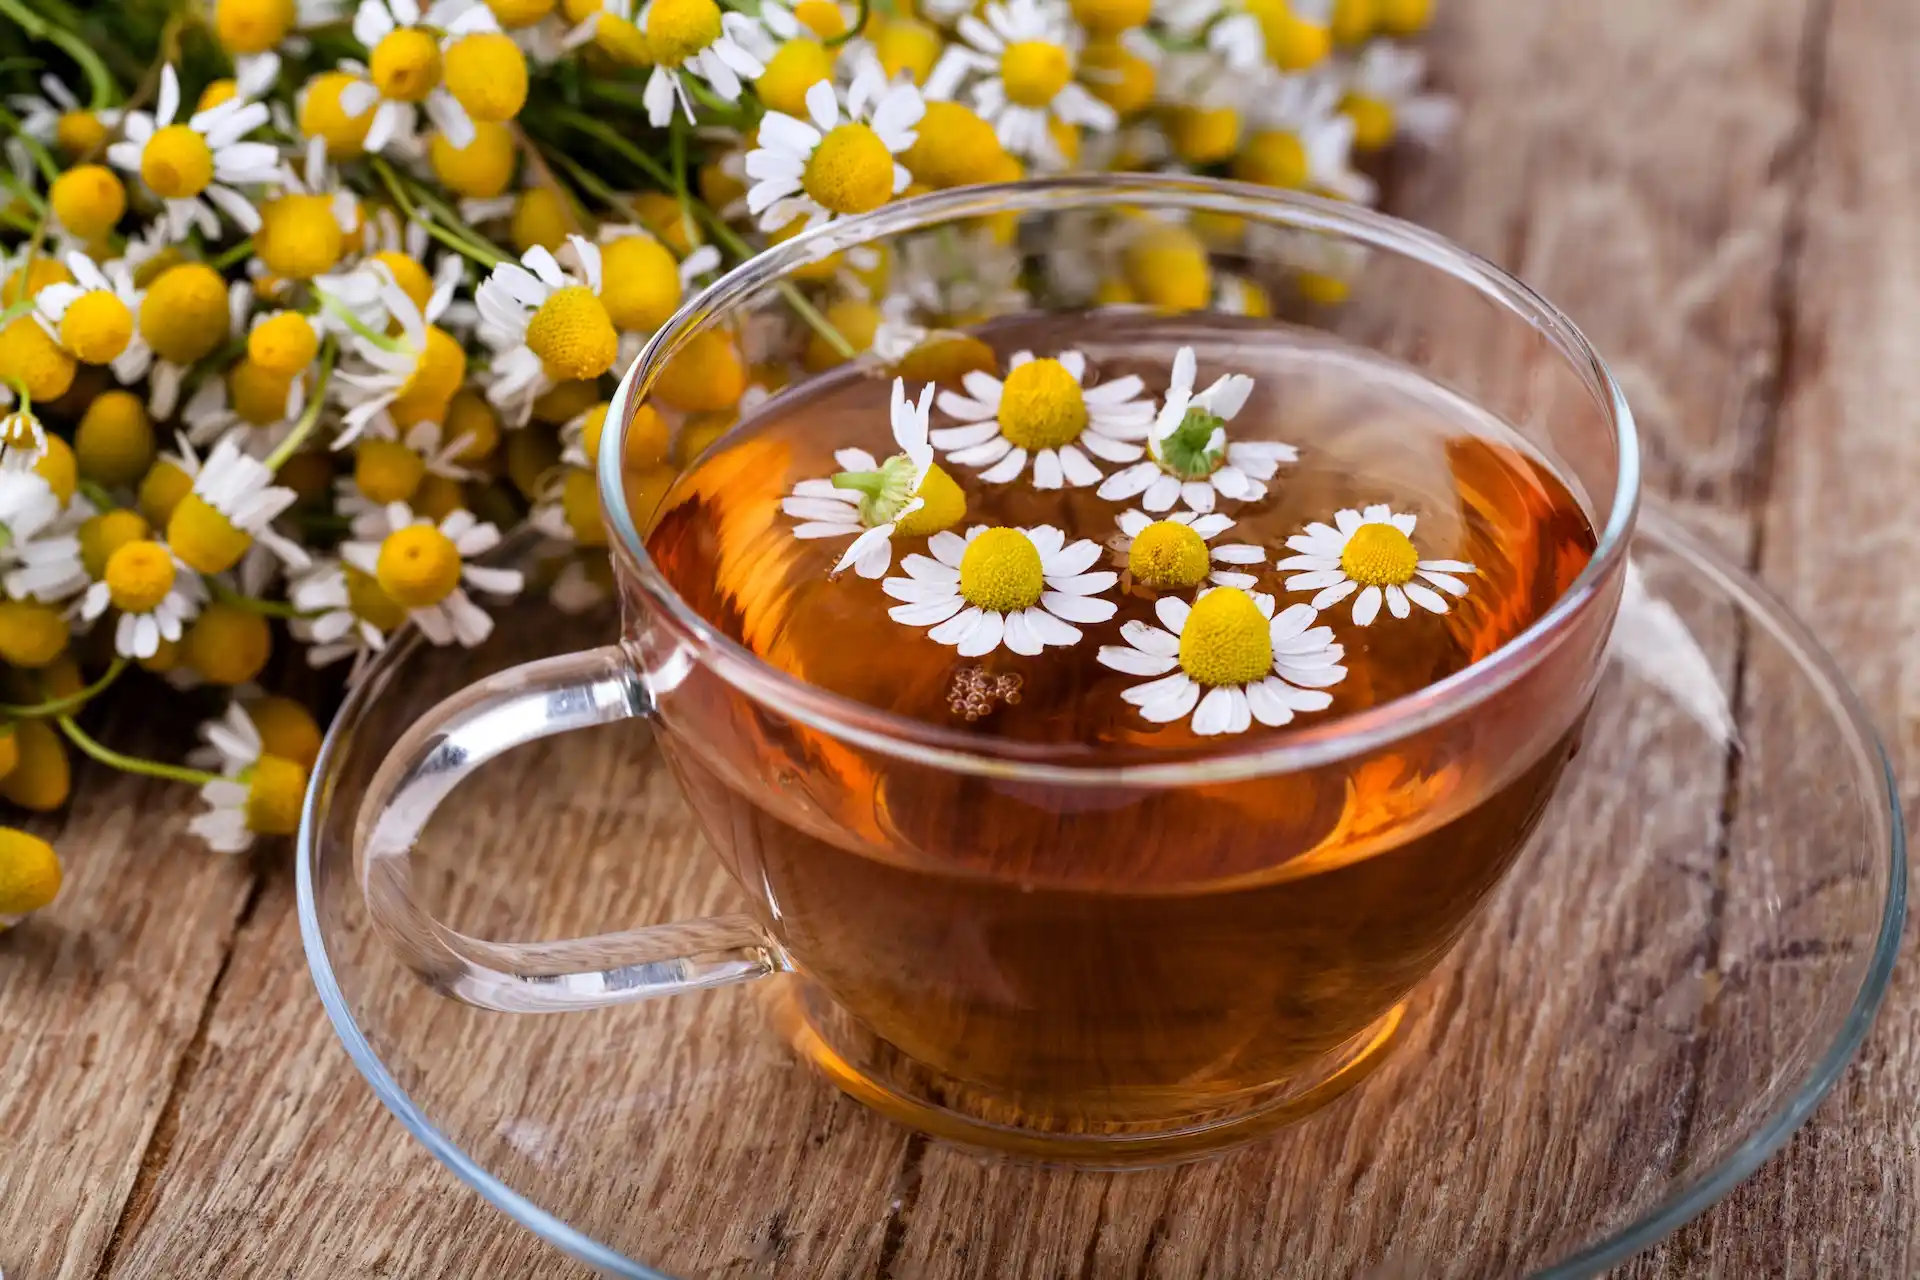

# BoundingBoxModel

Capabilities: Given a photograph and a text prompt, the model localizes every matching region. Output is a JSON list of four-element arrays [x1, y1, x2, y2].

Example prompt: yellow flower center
[[1167, 105, 1241, 165], [0, 600, 68, 668], [1233, 129, 1308, 188], [1243, 0, 1329, 69], [446, 389, 502, 462], [370, 28, 444, 102], [355, 438, 427, 504], [793, 0, 845, 35], [74, 393, 155, 489], [1080, 40, 1155, 116], [533, 377, 601, 424], [246, 695, 323, 770], [1129, 520, 1210, 590], [243, 755, 308, 836], [140, 124, 215, 199], [996, 357, 1087, 450], [651, 328, 746, 412], [300, 71, 375, 158], [228, 358, 295, 425], [1298, 271, 1349, 305], [1178, 588, 1273, 687], [999, 39, 1072, 107], [1069, 0, 1150, 35], [891, 464, 966, 537], [345, 564, 411, 629], [198, 80, 240, 113], [0, 720, 68, 810], [1122, 224, 1212, 312], [0, 316, 76, 403], [756, 38, 833, 116], [215, 0, 296, 53], [57, 291, 132, 365], [872, 19, 941, 83], [413, 472, 465, 521], [54, 111, 108, 158], [558, 468, 608, 545], [511, 186, 569, 253], [644, 0, 723, 67], [104, 539, 177, 613], [34, 435, 76, 504], [78, 508, 152, 579], [593, 12, 654, 65], [802, 123, 895, 217], [1342, 94, 1395, 151], [397, 323, 468, 407], [525, 286, 619, 382], [957, 527, 1044, 613], [445, 32, 529, 122], [1339, 522, 1419, 587], [366, 253, 433, 317], [0, 827, 62, 918], [1331, 0, 1373, 43], [140, 263, 231, 364], [901, 102, 1003, 189], [1375, 0, 1430, 35], [488, 0, 556, 27], [2, 258, 71, 306], [183, 601, 273, 684], [138, 458, 194, 527], [598, 234, 684, 333], [168, 494, 255, 575], [376, 524, 463, 608], [248, 311, 320, 376], [49, 165, 126, 240], [256, 193, 346, 280]]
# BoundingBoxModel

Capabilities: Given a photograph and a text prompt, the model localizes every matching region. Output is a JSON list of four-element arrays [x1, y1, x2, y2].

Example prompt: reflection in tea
[[639, 315, 1597, 1136]]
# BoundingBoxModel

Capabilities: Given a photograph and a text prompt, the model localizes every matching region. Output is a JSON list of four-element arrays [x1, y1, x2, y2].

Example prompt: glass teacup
[[357, 176, 1637, 1164]]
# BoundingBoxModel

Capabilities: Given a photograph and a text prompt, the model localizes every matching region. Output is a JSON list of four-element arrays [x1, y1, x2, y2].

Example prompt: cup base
[[770, 981, 1406, 1168]]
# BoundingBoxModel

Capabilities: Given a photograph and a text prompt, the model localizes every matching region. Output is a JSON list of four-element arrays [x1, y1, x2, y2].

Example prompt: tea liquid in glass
[[640, 314, 1598, 1136]]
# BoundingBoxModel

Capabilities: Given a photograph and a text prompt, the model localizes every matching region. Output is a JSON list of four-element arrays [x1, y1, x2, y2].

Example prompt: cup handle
[[355, 644, 789, 1013]]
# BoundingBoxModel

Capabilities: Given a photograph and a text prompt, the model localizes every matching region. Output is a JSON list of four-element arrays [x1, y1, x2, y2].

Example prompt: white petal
[[927, 605, 983, 645], [1155, 595, 1190, 633], [890, 596, 965, 626], [1040, 539, 1102, 578], [1002, 609, 1042, 655], [1137, 676, 1200, 724], [1039, 591, 1111, 624], [955, 609, 1005, 656], [977, 447, 1027, 484], [1417, 570, 1470, 597], [1404, 582, 1450, 614], [1352, 585, 1383, 626], [1056, 445, 1102, 487], [1311, 580, 1359, 611], [1030, 448, 1064, 489], [928, 530, 968, 567], [1097, 645, 1176, 676]]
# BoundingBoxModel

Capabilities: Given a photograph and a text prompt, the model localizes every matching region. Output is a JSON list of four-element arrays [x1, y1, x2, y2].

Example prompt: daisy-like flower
[[178, 353, 309, 453], [593, 224, 722, 367], [1111, 509, 1266, 590], [1098, 590, 1346, 734], [289, 557, 407, 683], [31, 252, 149, 378], [323, 255, 466, 444], [1341, 40, 1458, 150], [745, 68, 924, 233], [105, 65, 282, 238], [782, 379, 967, 579], [252, 138, 363, 284], [894, 228, 1029, 327], [473, 234, 619, 422], [0, 412, 49, 477], [340, 502, 524, 646], [339, 0, 490, 153], [0, 470, 87, 602], [934, 350, 1153, 489], [1098, 346, 1295, 513], [76, 538, 205, 660], [926, 0, 1116, 165], [1277, 503, 1475, 625], [186, 701, 267, 775], [635, 0, 766, 127], [1158, 0, 1332, 74], [167, 434, 311, 576], [1236, 70, 1374, 202], [8, 74, 120, 153], [335, 419, 474, 521], [187, 723, 310, 853], [883, 524, 1117, 656]]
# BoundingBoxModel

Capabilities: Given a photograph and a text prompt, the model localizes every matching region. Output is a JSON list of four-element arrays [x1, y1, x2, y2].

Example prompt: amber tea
[[638, 313, 1599, 1141]]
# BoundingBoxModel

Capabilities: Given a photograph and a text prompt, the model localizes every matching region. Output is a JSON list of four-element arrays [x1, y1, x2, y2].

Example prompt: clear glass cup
[[355, 176, 1639, 1164]]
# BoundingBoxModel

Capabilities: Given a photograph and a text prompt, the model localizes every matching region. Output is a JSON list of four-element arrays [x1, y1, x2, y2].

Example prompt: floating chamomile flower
[[1277, 503, 1475, 625], [746, 68, 924, 233], [76, 538, 205, 660], [1097, 346, 1295, 513], [636, 0, 767, 127], [927, 0, 1116, 166], [782, 379, 966, 579], [289, 556, 407, 683], [0, 470, 87, 602], [1111, 509, 1266, 590], [105, 65, 282, 238], [32, 253, 147, 375], [167, 435, 310, 576], [340, 502, 523, 647], [883, 524, 1117, 656], [1098, 590, 1346, 734], [934, 350, 1152, 489], [474, 235, 619, 420], [339, 0, 491, 152]]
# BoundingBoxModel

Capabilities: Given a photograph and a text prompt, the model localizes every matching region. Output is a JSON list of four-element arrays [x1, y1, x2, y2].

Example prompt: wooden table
[[4, 0, 1917, 1273]]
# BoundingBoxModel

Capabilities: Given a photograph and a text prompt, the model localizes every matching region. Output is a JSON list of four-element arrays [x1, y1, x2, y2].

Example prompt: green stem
[[824, 0, 868, 47], [206, 578, 321, 619], [369, 156, 508, 267], [0, 658, 127, 719], [57, 714, 222, 788], [545, 148, 626, 209], [76, 478, 114, 510], [210, 237, 255, 271], [0, 299, 38, 328], [45, 26, 120, 109], [263, 336, 336, 471]]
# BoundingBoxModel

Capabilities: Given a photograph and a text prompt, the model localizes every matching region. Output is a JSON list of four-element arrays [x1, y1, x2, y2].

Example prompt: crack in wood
[[873, 1132, 929, 1278]]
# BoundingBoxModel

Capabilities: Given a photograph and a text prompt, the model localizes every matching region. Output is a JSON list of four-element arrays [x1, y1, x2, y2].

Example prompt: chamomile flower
[[32, 252, 147, 373], [895, 227, 1029, 325], [179, 354, 308, 453], [1159, 0, 1332, 73], [289, 556, 407, 682], [335, 419, 474, 520], [1097, 346, 1295, 512], [473, 234, 617, 418], [1111, 508, 1265, 590], [137, 270, 253, 420], [0, 470, 88, 601], [167, 434, 311, 575], [1232, 70, 1372, 201], [635, 0, 767, 127], [782, 379, 967, 578], [106, 65, 282, 238], [77, 538, 205, 660], [927, 0, 1116, 165], [1341, 40, 1457, 150], [8, 74, 120, 155], [745, 69, 924, 233], [883, 523, 1117, 656], [324, 255, 466, 443], [0, 413, 50, 477], [253, 138, 363, 282], [934, 349, 1153, 489], [186, 700, 267, 775], [338, 0, 490, 152], [339, 502, 523, 646], [189, 751, 310, 852], [593, 225, 722, 365], [1277, 504, 1475, 625], [1098, 590, 1346, 733]]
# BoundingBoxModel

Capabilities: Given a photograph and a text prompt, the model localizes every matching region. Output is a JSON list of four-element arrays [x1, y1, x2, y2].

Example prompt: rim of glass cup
[[600, 176, 1644, 786], [298, 512, 1904, 1280]]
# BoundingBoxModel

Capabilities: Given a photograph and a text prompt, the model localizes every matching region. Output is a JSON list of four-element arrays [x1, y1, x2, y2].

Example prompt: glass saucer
[[299, 506, 1903, 1279]]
